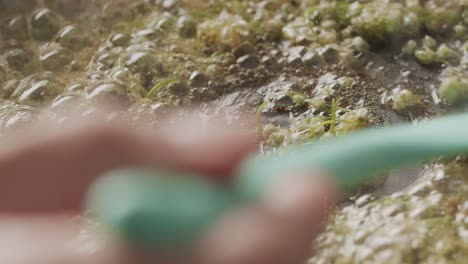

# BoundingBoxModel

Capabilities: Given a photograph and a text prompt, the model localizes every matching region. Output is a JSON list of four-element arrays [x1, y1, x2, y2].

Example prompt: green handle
[[237, 112, 468, 199], [86, 113, 468, 248]]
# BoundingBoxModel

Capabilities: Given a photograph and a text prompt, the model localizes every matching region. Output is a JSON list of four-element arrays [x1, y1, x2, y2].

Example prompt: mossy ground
[[1, 1, 467, 263]]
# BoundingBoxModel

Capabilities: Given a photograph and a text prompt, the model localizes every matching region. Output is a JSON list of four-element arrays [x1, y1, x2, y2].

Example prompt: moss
[[392, 89, 421, 112], [439, 68, 468, 105]]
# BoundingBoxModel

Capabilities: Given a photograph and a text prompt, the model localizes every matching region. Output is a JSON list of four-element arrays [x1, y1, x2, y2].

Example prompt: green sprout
[[256, 101, 268, 139], [146, 77, 180, 99], [308, 98, 339, 138], [308, 98, 366, 139], [286, 91, 308, 106], [329, 97, 337, 134]]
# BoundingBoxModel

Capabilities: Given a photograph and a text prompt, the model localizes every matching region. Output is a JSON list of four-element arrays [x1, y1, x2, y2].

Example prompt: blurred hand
[[0, 111, 336, 264]]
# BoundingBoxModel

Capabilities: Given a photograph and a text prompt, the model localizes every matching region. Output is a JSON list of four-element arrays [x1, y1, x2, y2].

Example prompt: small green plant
[[259, 96, 368, 149], [286, 91, 308, 106], [309, 98, 358, 138], [256, 101, 268, 139], [146, 77, 180, 99]]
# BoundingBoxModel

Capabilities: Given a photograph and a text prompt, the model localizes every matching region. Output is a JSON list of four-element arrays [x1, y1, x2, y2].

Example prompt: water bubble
[[12, 73, 64, 106]]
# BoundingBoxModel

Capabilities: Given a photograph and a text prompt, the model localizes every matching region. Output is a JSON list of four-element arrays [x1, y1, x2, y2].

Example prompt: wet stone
[[57, 25, 90, 51], [39, 45, 73, 71], [30, 8, 61, 41], [50, 93, 80, 110], [233, 43, 255, 58], [355, 194, 375, 208], [189, 71, 208, 87], [149, 12, 176, 31], [125, 51, 163, 74], [4, 48, 39, 75], [168, 81, 190, 97], [1, 79, 19, 99], [97, 51, 119, 68], [319, 46, 340, 65], [150, 102, 170, 114], [0, 0, 36, 12], [3, 110, 31, 128], [109, 33, 131, 47], [67, 59, 81, 70], [177, 16, 197, 38], [87, 80, 130, 106], [134, 28, 162, 41], [237, 54, 260, 69], [303, 51, 321, 68], [67, 84, 84, 92], [287, 54, 303, 67], [192, 87, 217, 101], [289, 46, 307, 57], [109, 66, 132, 81], [101, 0, 136, 25], [228, 64, 240, 74], [0, 63, 6, 83], [162, 0, 177, 9], [261, 55, 277, 69], [1, 16, 29, 40], [264, 19, 284, 42], [12, 74, 64, 106], [55, 0, 85, 16]]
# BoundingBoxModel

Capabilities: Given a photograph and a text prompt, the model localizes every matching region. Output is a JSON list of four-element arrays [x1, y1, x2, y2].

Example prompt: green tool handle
[[86, 113, 468, 249], [238, 112, 468, 199]]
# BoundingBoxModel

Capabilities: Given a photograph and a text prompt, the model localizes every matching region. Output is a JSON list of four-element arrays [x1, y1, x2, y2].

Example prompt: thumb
[[194, 171, 337, 264]]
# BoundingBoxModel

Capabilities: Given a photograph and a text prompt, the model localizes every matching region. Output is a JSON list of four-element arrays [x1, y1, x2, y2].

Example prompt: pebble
[[233, 43, 255, 58], [237, 54, 260, 69], [189, 71, 209, 87]]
